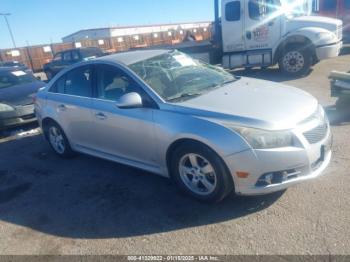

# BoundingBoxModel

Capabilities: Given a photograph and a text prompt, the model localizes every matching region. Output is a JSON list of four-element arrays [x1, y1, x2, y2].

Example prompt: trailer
[[169, 0, 343, 77]]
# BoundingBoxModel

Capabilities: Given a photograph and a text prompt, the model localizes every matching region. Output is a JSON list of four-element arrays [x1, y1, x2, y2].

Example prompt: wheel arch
[[165, 138, 234, 185], [41, 117, 61, 139], [274, 34, 316, 64]]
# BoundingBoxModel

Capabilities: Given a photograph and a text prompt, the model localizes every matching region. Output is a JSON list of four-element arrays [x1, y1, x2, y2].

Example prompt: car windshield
[[129, 51, 236, 102], [0, 70, 37, 89]]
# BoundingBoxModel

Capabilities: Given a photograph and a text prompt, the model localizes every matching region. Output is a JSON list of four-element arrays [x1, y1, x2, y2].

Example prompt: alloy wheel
[[178, 153, 217, 196], [49, 126, 65, 154]]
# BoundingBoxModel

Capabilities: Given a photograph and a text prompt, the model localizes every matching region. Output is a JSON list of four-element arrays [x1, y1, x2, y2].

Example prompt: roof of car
[[0, 67, 18, 72], [97, 49, 170, 66]]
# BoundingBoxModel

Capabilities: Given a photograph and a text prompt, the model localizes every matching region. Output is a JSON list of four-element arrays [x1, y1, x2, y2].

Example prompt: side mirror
[[116, 92, 143, 109]]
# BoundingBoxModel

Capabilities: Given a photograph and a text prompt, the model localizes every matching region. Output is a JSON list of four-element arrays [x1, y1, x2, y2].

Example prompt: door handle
[[57, 104, 67, 111], [95, 112, 107, 120]]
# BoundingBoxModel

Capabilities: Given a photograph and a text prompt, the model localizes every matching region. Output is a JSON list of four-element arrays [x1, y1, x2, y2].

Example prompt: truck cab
[[312, 0, 350, 43], [220, 0, 343, 76]]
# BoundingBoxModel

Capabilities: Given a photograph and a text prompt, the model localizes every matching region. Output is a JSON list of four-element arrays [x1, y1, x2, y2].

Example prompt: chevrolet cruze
[[35, 50, 332, 202]]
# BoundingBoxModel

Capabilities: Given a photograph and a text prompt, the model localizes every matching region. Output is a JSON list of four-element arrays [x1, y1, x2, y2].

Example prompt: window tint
[[96, 64, 143, 102], [225, 1, 241, 22], [323, 0, 336, 10], [80, 48, 103, 58], [345, 0, 350, 9], [63, 52, 72, 61], [64, 66, 93, 97]]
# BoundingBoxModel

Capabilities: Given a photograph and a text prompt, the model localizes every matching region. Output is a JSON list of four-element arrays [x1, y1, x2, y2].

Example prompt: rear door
[[221, 0, 245, 52], [47, 65, 94, 148]]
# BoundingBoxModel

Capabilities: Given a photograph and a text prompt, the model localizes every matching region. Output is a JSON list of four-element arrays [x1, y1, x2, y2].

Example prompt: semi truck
[[172, 0, 343, 77]]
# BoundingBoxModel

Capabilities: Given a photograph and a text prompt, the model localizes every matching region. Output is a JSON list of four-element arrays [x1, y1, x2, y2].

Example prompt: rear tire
[[45, 122, 75, 158], [170, 142, 234, 203], [279, 44, 312, 77]]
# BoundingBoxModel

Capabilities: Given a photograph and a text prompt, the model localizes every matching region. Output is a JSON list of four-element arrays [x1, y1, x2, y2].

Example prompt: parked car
[[0, 61, 30, 72], [35, 50, 332, 202], [43, 47, 104, 80], [0, 67, 45, 129]]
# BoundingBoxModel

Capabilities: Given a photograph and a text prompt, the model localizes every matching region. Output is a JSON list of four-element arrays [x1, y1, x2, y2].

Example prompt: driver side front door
[[89, 64, 159, 170]]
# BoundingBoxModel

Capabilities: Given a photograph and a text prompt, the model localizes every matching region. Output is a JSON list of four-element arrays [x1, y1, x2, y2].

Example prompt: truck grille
[[337, 24, 343, 41], [303, 123, 328, 144]]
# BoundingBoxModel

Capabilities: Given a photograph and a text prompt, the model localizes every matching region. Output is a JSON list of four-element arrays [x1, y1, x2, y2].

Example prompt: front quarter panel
[[153, 107, 251, 176]]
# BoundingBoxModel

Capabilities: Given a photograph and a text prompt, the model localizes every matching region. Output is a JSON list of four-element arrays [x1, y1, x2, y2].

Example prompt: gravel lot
[[0, 51, 350, 255]]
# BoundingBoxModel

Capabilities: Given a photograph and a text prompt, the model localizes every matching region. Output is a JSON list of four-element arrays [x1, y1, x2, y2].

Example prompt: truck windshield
[[280, 0, 312, 17], [129, 51, 236, 102]]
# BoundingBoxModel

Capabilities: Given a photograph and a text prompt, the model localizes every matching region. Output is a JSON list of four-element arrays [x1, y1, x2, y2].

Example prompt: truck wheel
[[170, 142, 234, 203], [279, 44, 312, 77]]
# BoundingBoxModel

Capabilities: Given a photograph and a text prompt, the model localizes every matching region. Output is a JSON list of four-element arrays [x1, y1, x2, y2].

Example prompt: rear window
[[0, 70, 36, 89]]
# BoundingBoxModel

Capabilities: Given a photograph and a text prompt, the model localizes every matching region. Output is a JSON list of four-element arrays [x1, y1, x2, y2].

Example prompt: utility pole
[[0, 13, 16, 48]]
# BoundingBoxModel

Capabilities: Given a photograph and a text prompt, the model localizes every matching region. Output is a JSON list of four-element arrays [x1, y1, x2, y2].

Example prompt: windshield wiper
[[167, 92, 202, 102]]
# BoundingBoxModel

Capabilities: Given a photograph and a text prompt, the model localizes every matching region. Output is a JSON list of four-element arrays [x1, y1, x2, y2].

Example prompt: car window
[[63, 52, 72, 61], [225, 1, 241, 22], [129, 51, 235, 102], [50, 76, 66, 94], [72, 51, 80, 61], [64, 66, 93, 97], [96, 64, 145, 102], [0, 70, 36, 89], [53, 53, 62, 62], [80, 48, 103, 59]]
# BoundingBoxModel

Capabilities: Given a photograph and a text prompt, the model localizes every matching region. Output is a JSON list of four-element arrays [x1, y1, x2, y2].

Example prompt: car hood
[[286, 16, 342, 35], [172, 78, 318, 130], [0, 81, 45, 106]]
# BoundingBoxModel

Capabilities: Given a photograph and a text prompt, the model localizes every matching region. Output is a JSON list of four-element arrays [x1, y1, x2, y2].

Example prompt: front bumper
[[316, 41, 342, 60], [224, 124, 332, 196], [0, 104, 37, 130]]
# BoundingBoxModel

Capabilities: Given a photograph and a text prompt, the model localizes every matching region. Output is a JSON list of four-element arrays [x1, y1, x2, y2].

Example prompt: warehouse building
[[62, 22, 211, 43]]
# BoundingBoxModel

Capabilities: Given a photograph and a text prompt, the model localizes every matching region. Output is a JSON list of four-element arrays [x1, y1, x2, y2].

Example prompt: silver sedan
[[35, 50, 332, 202]]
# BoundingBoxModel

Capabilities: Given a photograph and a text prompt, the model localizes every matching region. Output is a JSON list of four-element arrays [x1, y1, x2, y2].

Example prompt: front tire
[[170, 143, 234, 203], [45, 122, 75, 158], [279, 44, 312, 77]]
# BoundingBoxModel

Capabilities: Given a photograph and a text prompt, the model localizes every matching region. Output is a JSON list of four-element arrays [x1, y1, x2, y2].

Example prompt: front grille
[[303, 123, 328, 144], [337, 25, 343, 41]]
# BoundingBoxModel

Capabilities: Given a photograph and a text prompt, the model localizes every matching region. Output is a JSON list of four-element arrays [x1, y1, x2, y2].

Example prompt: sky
[[0, 0, 214, 49]]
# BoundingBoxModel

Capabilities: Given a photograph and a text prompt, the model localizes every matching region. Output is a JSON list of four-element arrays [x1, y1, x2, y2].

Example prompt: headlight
[[226, 126, 294, 149], [0, 103, 15, 113]]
